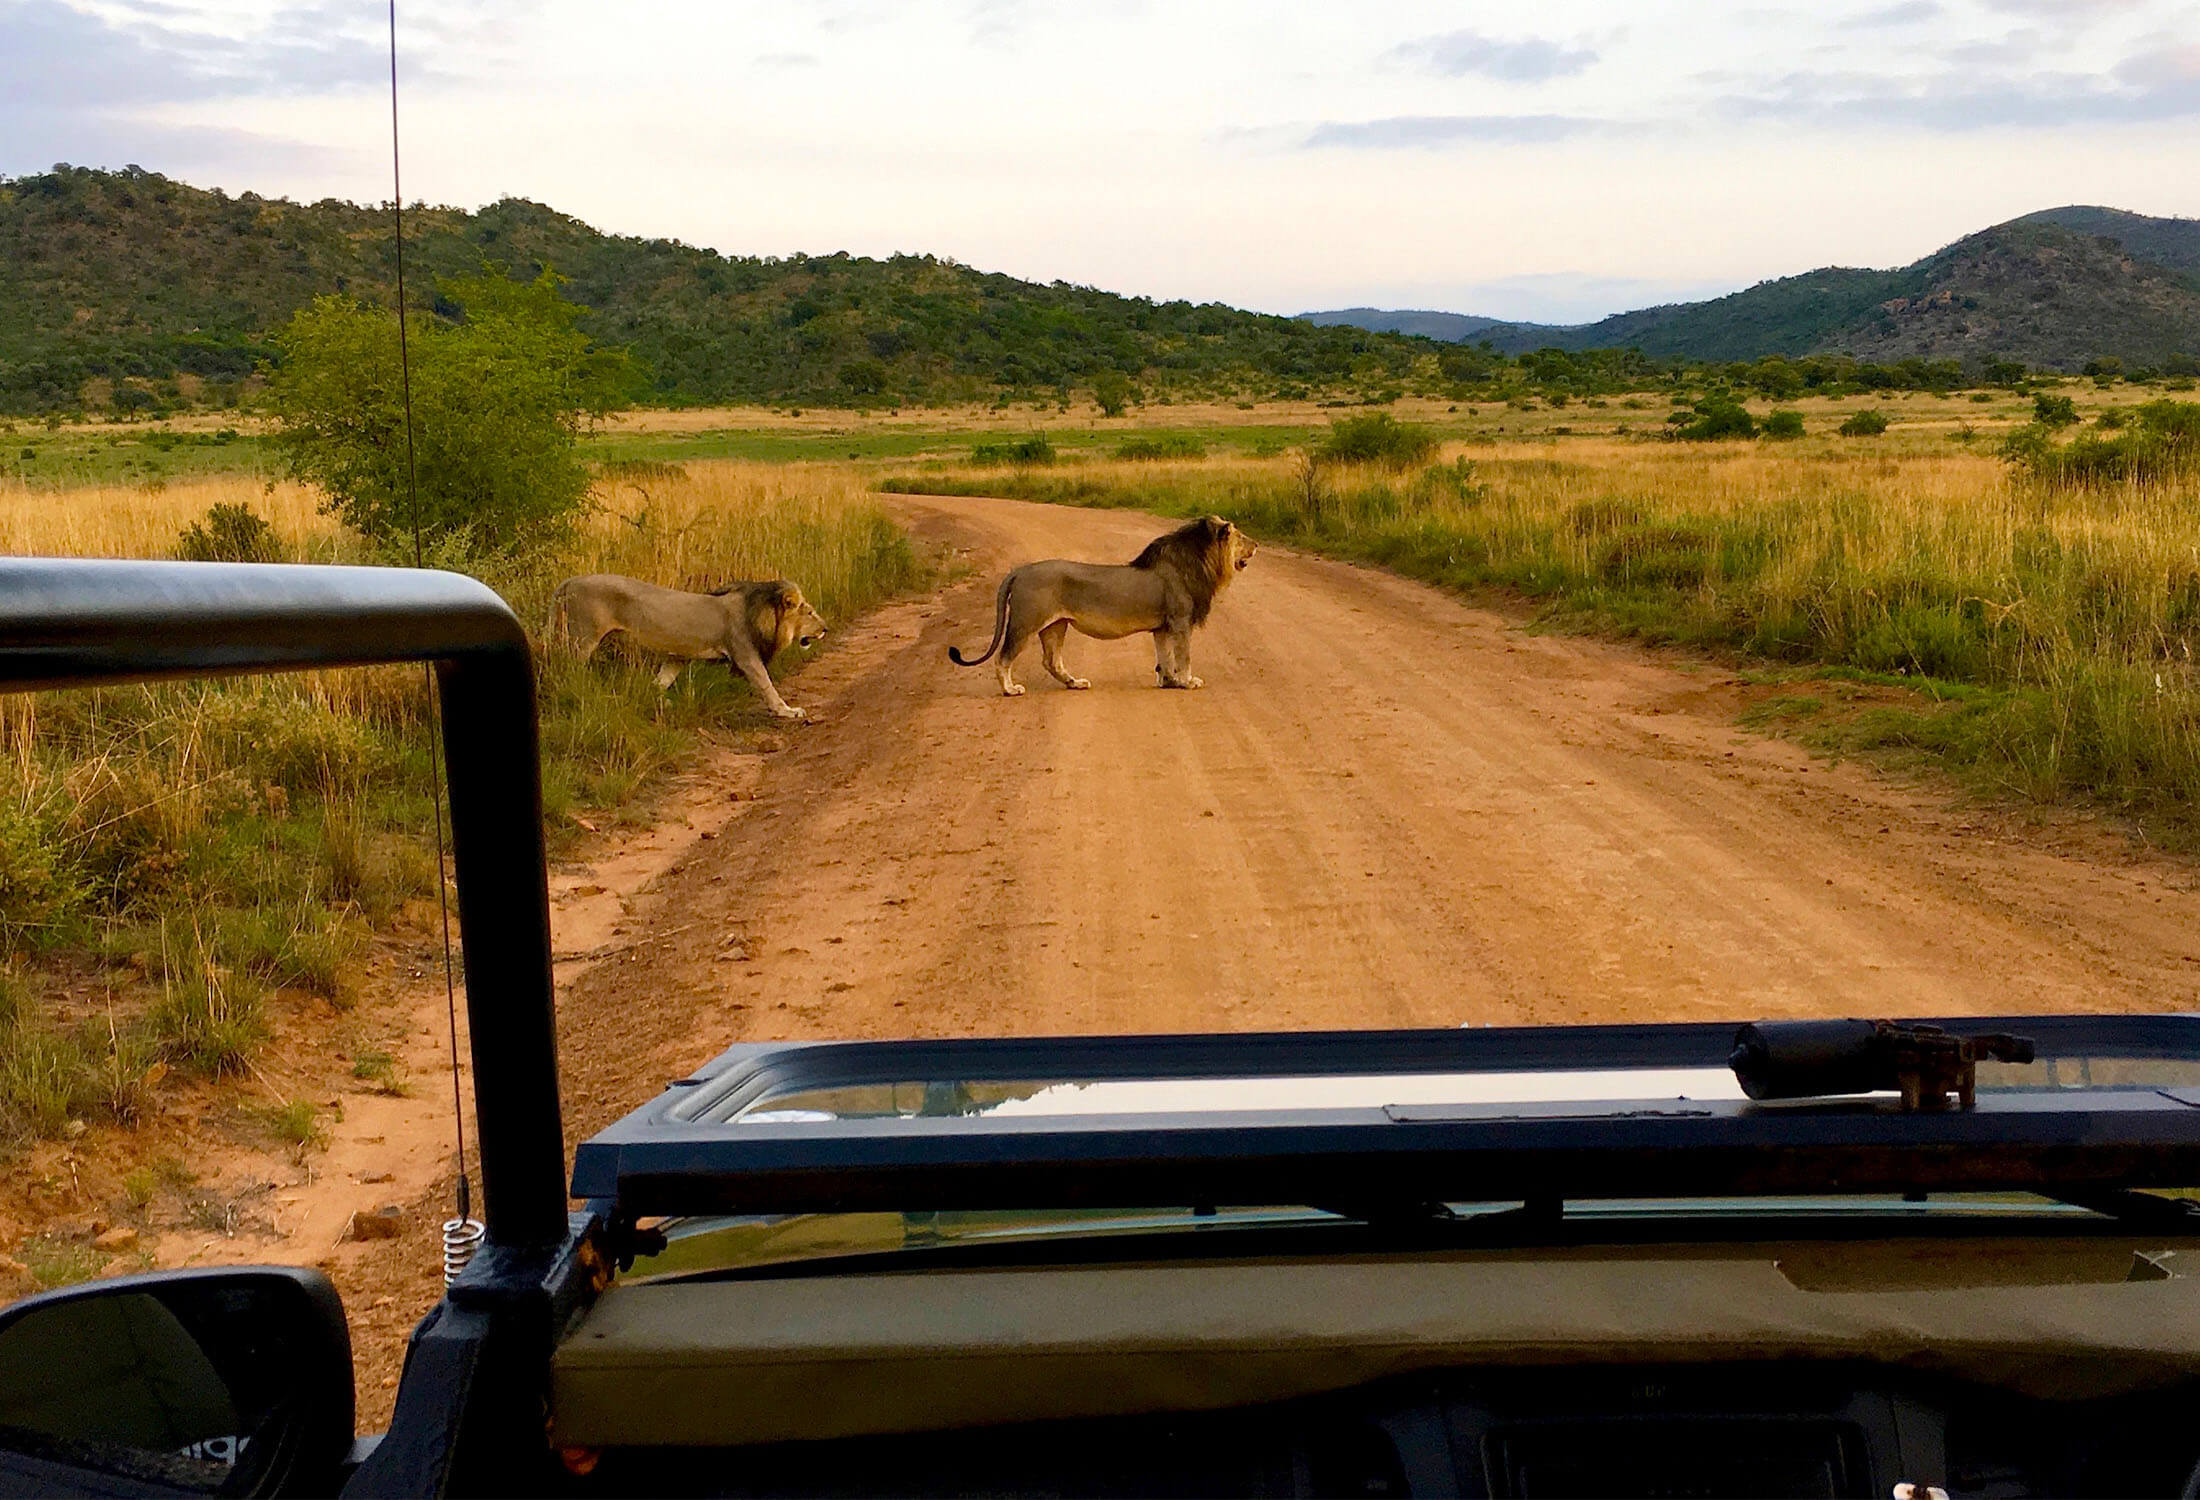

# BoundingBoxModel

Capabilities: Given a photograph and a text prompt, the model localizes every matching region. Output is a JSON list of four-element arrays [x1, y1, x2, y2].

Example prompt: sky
[[6, 0, 2200, 323]]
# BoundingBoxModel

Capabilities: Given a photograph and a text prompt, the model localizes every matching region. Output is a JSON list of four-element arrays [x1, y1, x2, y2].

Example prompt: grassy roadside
[[882, 434, 2200, 845], [0, 460, 927, 1158]]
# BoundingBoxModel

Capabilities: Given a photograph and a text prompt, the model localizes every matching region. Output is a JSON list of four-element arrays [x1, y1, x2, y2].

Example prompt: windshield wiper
[[1730, 1020, 2036, 1110]]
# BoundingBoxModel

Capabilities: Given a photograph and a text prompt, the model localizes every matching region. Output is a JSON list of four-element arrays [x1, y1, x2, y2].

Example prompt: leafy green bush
[[174, 503, 284, 563], [1114, 433, 1206, 461], [836, 358, 890, 396], [970, 433, 1057, 466], [1673, 397, 1756, 441], [1838, 409, 1890, 437], [270, 270, 626, 555], [1314, 413, 1438, 468], [0, 796, 84, 950], [2032, 393, 2079, 427], [1761, 409, 1805, 440]]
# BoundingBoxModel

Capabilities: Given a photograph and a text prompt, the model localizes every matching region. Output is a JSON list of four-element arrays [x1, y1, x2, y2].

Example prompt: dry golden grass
[[0, 458, 926, 1143], [889, 423, 2200, 832], [1, 478, 339, 561]]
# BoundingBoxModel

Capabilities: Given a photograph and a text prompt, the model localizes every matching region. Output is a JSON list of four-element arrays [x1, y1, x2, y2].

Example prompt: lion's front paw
[[1002, 682, 1027, 697], [1066, 677, 1092, 691], [1184, 675, 1203, 689], [774, 703, 809, 722]]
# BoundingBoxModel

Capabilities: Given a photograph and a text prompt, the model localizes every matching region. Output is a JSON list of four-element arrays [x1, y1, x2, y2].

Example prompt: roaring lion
[[548, 573, 826, 721], [948, 515, 1255, 695]]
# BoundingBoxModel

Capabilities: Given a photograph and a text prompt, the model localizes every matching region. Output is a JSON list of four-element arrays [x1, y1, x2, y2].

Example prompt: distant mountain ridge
[[1302, 206, 2200, 370], [1297, 308, 1517, 343]]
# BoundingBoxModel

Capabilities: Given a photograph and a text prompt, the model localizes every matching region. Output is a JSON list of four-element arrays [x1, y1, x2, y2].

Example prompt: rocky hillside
[[1306, 208, 2200, 371]]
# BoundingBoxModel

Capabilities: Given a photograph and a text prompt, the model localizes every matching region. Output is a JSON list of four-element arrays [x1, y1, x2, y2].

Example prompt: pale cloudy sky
[[6, 0, 2200, 322]]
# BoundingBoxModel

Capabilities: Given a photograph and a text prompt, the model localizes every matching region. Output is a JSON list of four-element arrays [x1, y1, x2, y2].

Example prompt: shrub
[[1673, 397, 1756, 441], [1761, 409, 1805, 440], [174, 503, 284, 563], [970, 434, 1056, 466], [1838, 409, 1890, 437], [2033, 393, 2079, 427], [836, 358, 890, 397], [2006, 399, 2200, 488], [1314, 413, 1438, 468], [1115, 433, 1206, 461], [0, 796, 83, 950]]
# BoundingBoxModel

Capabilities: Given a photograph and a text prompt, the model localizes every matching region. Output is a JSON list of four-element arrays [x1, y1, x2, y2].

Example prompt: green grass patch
[[21, 1235, 109, 1290]]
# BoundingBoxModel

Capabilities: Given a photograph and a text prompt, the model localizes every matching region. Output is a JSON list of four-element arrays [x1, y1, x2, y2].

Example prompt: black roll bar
[[0, 559, 568, 1249]]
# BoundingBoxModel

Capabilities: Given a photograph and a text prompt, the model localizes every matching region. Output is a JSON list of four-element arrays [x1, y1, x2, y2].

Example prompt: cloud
[[966, 0, 1025, 46], [1980, 0, 2141, 16], [1301, 114, 1601, 149], [0, 0, 387, 178], [2113, 38, 2200, 88], [756, 51, 821, 68], [1388, 30, 1597, 83], [1840, 1, 1939, 26], [1721, 54, 2200, 130]]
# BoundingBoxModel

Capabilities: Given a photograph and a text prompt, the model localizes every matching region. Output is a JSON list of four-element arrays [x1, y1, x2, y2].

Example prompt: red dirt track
[[550, 491, 2200, 1135]]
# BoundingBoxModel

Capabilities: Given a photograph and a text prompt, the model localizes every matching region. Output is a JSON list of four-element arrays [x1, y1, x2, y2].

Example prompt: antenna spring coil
[[441, 1216, 485, 1287]]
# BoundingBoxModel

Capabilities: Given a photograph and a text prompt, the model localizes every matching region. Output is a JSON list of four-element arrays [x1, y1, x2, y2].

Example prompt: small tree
[[1092, 369, 1132, 418], [2032, 393, 2079, 427], [269, 270, 625, 555], [1838, 409, 1890, 438], [1761, 409, 1805, 440]]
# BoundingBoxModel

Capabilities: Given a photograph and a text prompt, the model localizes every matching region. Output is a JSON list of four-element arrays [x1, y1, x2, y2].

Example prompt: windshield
[[11, 0, 2200, 1416]]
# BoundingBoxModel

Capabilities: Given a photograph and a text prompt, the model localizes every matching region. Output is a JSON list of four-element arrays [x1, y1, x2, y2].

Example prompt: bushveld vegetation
[[886, 403, 2200, 841], [16, 167, 2193, 421], [0, 462, 923, 1143]]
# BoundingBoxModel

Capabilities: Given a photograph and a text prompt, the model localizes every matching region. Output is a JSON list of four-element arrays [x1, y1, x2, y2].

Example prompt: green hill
[[0, 166, 1434, 415], [2016, 206, 2200, 276], [1314, 209, 2200, 372]]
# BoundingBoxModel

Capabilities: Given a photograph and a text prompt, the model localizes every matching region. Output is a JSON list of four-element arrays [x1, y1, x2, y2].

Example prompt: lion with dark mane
[[948, 515, 1255, 695], [549, 574, 826, 721]]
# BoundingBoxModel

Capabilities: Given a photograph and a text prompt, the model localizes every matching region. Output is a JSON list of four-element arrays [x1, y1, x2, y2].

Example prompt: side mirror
[[0, 1266, 352, 1498]]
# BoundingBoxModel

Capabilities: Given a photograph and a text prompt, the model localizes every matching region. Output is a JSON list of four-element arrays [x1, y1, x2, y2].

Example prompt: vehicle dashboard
[[551, 1230, 2200, 1497]]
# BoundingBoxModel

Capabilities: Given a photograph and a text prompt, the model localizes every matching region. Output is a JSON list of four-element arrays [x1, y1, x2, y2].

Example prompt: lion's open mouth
[[799, 634, 820, 646], [1235, 557, 1250, 570]]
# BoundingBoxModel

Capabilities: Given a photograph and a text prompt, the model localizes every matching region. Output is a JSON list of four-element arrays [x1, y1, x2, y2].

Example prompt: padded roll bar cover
[[0, 558, 522, 686], [0, 558, 570, 1248]]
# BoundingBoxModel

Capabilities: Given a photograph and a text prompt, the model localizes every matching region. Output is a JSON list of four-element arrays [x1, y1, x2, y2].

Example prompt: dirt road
[[549, 492, 2200, 1134]]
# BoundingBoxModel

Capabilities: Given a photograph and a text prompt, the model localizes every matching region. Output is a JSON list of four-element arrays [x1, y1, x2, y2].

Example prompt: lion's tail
[[948, 574, 1014, 667]]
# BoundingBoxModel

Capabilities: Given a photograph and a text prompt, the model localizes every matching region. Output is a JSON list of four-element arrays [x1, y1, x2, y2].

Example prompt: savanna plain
[[7, 383, 2200, 1415]]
